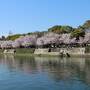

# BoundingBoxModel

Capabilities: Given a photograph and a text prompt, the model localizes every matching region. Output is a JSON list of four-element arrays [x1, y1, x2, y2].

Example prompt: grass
[[15, 48, 35, 54]]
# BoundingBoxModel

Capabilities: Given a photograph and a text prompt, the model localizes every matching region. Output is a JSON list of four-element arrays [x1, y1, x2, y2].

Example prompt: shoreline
[[0, 47, 90, 58], [1, 53, 90, 58]]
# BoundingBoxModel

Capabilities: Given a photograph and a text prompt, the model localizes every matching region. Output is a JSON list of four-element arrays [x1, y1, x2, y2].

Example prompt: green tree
[[60, 26, 74, 33], [27, 31, 47, 37], [48, 25, 74, 34], [6, 34, 21, 41], [71, 28, 85, 40]]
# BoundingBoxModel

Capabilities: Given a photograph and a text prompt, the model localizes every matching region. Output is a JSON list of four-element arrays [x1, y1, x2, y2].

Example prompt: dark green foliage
[[60, 26, 74, 33], [71, 28, 85, 40], [27, 31, 47, 37], [6, 34, 22, 41], [48, 25, 61, 32], [48, 25, 74, 34]]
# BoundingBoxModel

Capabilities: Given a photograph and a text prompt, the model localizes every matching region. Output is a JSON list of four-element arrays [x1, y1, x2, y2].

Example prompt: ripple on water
[[0, 56, 90, 90]]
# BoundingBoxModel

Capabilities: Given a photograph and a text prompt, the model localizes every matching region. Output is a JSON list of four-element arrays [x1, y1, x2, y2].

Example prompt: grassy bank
[[15, 48, 35, 54], [0, 49, 4, 54], [0, 48, 35, 54]]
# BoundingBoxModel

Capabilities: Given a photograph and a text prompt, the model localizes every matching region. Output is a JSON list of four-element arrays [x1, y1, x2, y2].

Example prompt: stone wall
[[34, 48, 85, 56], [60, 48, 85, 55]]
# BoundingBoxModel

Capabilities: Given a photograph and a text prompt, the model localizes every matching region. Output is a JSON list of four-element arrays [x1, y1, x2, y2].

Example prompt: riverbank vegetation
[[0, 20, 90, 49]]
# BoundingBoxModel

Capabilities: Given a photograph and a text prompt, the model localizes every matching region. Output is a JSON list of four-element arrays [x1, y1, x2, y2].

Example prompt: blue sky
[[0, 0, 90, 36]]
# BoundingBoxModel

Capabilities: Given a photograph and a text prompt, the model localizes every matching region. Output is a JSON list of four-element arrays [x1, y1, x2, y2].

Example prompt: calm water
[[0, 55, 90, 90]]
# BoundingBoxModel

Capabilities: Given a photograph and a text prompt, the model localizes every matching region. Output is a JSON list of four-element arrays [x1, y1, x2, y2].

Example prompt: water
[[0, 55, 90, 90]]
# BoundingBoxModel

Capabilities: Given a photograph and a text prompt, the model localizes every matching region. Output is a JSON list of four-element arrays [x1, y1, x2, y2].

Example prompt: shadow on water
[[0, 54, 90, 89]]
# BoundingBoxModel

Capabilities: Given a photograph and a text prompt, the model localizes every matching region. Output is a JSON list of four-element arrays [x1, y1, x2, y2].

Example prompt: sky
[[0, 0, 90, 36]]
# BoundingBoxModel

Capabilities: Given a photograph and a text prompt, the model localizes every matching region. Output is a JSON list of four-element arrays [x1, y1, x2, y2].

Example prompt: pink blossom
[[1, 40, 13, 49]]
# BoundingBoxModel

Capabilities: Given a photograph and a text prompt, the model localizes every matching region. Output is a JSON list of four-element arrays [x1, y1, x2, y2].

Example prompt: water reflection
[[0, 55, 90, 87], [34, 56, 87, 82]]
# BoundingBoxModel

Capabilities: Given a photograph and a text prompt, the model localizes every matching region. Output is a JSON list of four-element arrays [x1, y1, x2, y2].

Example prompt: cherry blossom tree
[[36, 37, 44, 46], [1, 32, 90, 49], [83, 33, 90, 44], [36, 32, 60, 47], [70, 38, 77, 44], [21, 35, 37, 47], [1, 40, 13, 49], [12, 36, 24, 48], [59, 34, 71, 44], [12, 35, 37, 48], [12, 40, 21, 48]]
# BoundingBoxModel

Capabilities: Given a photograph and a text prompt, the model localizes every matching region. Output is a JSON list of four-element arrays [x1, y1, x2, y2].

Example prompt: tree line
[[0, 20, 90, 49], [5, 20, 90, 41]]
